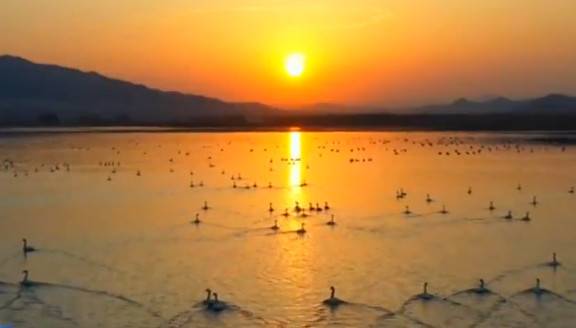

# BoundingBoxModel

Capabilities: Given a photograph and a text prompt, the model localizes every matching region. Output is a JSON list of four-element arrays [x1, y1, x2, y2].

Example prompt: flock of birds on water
[[12, 206, 567, 313], [1, 132, 576, 326]]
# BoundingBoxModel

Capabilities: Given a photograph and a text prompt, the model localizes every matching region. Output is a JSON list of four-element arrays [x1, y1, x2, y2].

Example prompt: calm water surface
[[1, 130, 576, 327]]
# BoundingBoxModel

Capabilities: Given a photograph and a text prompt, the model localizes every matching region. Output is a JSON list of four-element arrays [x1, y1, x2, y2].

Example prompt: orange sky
[[2, 0, 576, 107]]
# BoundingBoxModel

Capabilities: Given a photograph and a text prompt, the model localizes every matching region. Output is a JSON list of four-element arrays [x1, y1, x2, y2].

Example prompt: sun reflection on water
[[289, 131, 302, 189]]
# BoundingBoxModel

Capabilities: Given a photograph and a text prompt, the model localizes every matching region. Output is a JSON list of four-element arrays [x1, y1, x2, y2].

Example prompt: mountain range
[[1, 55, 576, 127], [0, 55, 273, 125], [294, 95, 576, 115]]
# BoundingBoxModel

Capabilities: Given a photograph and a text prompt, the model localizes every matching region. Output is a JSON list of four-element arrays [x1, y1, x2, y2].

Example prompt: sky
[[1, 0, 576, 107]]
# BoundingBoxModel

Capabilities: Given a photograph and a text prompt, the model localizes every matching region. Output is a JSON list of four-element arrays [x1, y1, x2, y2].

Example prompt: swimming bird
[[488, 201, 495, 211], [202, 201, 209, 211], [324, 202, 331, 211], [271, 220, 279, 231], [473, 279, 490, 294], [326, 215, 336, 226], [323, 286, 345, 307], [530, 196, 538, 206], [209, 292, 227, 312], [22, 238, 36, 255], [504, 210, 513, 220], [20, 270, 32, 287], [400, 188, 407, 198], [521, 212, 531, 221], [467, 187, 472, 195], [418, 282, 433, 300], [268, 203, 274, 213], [282, 208, 290, 217], [548, 253, 561, 267], [296, 223, 306, 234], [426, 194, 433, 203], [404, 206, 412, 215], [531, 278, 544, 295], [192, 213, 201, 225], [570, 186, 575, 194], [294, 202, 302, 213], [203, 288, 213, 306], [440, 204, 448, 214]]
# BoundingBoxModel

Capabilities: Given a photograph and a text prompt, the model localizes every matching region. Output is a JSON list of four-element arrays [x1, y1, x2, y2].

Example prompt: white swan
[[532, 278, 543, 295], [296, 223, 306, 234], [549, 253, 561, 267], [440, 205, 448, 214], [207, 292, 227, 312], [418, 282, 433, 300], [294, 202, 302, 213], [203, 288, 213, 306], [326, 215, 336, 226], [323, 286, 345, 307], [473, 279, 489, 294], [404, 206, 412, 215], [271, 220, 279, 231], [22, 238, 36, 254], [20, 270, 32, 287], [521, 212, 531, 221]]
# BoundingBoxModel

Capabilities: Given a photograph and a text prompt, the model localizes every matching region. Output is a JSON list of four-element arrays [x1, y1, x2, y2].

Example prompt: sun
[[285, 53, 305, 77]]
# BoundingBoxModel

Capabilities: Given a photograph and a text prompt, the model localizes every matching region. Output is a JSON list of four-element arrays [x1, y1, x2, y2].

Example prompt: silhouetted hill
[[414, 94, 576, 114], [2, 55, 576, 130], [295, 94, 576, 115], [0, 55, 274, 125]]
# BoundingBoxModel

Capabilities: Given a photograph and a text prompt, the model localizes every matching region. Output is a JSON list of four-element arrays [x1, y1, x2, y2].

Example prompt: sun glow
[[285, 53, 305, 77]]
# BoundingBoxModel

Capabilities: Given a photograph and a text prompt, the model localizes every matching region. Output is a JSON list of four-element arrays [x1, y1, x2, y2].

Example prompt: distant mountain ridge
[[1, 55, 576, 127], [412, 94, 576, 114], [297, 94, 576, 115], [0, 55, 274, 125]]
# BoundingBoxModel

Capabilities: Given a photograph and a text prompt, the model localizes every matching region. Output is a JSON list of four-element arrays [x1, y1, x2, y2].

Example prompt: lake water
[[1, 129, 575, 327]]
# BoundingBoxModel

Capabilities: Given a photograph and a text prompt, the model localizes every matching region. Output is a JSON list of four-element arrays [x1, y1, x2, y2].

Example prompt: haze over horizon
[[2, 0, 576, 108]]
